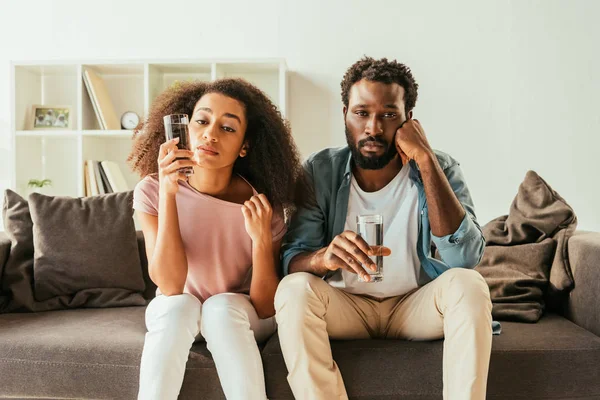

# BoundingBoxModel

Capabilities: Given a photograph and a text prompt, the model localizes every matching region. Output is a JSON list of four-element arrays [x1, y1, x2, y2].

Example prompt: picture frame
[[28, 105, 73, 130]]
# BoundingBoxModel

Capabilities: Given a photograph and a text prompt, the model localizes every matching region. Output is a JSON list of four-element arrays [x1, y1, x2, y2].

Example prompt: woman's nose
[[202, 124, 218, 142]]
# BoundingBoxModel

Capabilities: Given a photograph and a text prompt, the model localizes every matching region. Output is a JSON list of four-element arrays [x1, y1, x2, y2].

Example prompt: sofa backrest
[[136, 231, 157, 301]]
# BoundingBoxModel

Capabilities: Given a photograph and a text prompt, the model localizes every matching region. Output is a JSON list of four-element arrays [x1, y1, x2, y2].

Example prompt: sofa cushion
[[0, 307, 224, 399], [29, 191, 146, 305], [262, 313, 600, 400]]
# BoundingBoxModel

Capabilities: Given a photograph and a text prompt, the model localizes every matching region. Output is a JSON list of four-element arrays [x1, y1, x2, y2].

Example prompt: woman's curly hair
[[127, 78, 308, 214]]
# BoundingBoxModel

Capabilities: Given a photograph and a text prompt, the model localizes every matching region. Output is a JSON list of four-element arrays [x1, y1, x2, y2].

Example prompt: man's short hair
[[341, 56, 419, 114]]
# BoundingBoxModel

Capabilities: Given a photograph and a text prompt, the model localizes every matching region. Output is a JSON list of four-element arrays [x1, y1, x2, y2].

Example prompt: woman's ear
[[240, 141, 249, 158]]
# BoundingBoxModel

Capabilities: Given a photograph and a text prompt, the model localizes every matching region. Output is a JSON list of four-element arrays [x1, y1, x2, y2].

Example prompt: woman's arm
[[138, 194, 188, 296], [139, 138, 196, 296], [249, 239, 281, 319], [242, 194, 281, 319]]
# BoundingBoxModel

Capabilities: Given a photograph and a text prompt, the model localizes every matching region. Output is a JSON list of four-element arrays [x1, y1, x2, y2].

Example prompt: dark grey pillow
[[28, 191, 146, 306]]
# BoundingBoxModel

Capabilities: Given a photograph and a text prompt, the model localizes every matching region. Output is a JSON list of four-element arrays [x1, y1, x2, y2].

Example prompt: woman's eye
[[196, 120, 208, 125], [222, 126, 236, 133]]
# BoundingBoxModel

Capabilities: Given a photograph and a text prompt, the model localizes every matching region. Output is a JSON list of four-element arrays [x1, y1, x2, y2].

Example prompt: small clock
[[121, 111, 140, 130]]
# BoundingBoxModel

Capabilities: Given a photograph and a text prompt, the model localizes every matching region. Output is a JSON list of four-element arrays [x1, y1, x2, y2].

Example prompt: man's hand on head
[[395, 119, 434, 166]]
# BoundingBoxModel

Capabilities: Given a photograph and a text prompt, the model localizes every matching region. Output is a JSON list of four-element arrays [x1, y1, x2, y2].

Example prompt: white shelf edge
[[82, 130, 134, 137], [16, 130, 79, 137], [15, 130, 134, 138]]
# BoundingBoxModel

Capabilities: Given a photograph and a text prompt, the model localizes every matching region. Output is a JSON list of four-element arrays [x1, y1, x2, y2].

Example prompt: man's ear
[[407, 110, 413, 120]]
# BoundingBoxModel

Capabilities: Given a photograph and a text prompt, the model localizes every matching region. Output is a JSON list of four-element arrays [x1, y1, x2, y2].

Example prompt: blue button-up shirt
[[282, 146, 486, 285]]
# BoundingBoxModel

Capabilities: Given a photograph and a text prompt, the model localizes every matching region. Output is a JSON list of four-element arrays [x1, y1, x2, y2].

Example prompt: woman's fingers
[[254, 194, 272, 211], [162, 159, 196, 175], [158, 138, 179, 160], [244, 199, 258, 215]]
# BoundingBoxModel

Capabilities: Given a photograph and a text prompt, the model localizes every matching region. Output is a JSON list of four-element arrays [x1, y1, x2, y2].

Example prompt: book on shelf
[[82, 68, 121, 130], [101, 161, 129, 193], [83, 160, 129, 196], [98, 161, 113, 193], [85, 160, 100, 196], [92, 161, 106, 195], [84, 162, 92, 196]]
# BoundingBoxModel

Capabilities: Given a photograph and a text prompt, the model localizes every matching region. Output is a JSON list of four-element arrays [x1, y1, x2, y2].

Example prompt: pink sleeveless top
[[133, 175, 286, 302]]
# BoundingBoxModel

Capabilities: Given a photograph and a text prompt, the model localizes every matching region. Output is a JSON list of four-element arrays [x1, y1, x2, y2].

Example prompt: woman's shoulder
[[133, 174, 160, 215], [135, 174, 159, 191]]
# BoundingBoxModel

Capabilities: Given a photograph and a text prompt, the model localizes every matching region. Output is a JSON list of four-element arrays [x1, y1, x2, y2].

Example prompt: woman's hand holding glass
[[157, 137, 196, 195]]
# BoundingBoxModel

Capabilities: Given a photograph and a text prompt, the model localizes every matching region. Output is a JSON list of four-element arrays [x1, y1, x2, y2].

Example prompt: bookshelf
[[10, 59, 288, 199]]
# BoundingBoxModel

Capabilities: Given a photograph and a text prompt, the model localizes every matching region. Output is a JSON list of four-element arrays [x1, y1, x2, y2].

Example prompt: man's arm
[[288, 248, 329, 276], [396, 120, 485, 268], [417, 152, 466, 237], [281, 160, 327, 276]]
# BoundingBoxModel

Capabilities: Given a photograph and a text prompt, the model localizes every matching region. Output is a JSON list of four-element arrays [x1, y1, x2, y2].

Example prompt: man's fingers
[[336, 236, 375, 271], [330, 246, 371, 281], [370, 245, 392, 257], [341, 231, 371, 257]]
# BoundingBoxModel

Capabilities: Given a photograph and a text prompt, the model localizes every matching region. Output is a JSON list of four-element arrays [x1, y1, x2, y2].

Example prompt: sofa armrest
[[0, 232, 10, 275], [566, 231, 600, 337]]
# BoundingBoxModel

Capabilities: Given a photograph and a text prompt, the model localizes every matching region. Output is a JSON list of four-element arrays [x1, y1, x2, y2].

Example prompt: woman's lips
[[197, 145, 219, 156]]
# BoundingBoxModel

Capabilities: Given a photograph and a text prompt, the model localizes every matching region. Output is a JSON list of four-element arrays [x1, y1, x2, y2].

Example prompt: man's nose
[[365, 115, 383, 136]]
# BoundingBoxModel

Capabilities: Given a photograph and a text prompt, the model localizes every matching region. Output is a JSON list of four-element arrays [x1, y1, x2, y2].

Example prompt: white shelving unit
[[10, 59, 288, 198]]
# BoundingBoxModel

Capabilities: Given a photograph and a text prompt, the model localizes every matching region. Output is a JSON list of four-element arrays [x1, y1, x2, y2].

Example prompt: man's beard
[[345, 126, 398, 170]]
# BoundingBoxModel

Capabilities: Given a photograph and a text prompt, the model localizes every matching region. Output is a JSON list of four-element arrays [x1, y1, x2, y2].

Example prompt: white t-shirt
[[328, 165, 421, 297]]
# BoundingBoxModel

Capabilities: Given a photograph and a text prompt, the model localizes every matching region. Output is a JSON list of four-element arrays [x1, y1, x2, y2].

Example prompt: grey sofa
[[0, 230, 599, 400]]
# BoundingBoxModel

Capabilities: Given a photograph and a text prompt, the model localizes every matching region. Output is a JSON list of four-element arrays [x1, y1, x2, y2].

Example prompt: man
[[275, 57, 493, 400]]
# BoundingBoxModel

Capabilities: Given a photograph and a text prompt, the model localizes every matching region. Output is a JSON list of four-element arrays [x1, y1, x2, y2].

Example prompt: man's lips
[[197, 145, 219, 155], [361, 143, 385, 151]]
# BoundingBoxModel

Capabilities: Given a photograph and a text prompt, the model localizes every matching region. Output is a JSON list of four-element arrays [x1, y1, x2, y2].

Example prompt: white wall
[[1, 0, 599, 231]]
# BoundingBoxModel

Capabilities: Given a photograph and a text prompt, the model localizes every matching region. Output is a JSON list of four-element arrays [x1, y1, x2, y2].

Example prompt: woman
[[127, 79, 306, 400]]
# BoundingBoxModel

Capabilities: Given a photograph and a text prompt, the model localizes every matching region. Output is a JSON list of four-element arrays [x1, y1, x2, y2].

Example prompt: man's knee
[[275, 272, 323, 314], [441, 268, 491, 309]]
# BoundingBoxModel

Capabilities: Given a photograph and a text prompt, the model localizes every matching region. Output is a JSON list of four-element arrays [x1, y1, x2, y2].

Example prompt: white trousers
[[137, 293, 277, 400]]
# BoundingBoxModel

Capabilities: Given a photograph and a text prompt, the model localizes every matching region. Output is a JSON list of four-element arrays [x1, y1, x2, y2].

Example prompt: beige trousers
[[274, 268, 493, 400]]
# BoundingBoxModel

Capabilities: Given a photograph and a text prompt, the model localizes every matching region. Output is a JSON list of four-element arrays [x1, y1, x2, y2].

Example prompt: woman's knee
[[146, 293, 202, 332], [200, 293, 252, 337]]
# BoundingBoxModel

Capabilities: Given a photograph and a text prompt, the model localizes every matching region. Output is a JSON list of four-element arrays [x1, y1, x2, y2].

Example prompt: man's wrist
[[310, 248, 329, 276], [415, 149, 437, 172]]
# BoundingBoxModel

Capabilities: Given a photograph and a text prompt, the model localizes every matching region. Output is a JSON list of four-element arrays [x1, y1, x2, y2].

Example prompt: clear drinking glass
[[163, 114, 194, 176], [356, 214, 384, 282]]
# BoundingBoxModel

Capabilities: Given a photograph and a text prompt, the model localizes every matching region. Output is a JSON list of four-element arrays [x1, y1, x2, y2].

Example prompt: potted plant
[[27, 179, 52, 195]]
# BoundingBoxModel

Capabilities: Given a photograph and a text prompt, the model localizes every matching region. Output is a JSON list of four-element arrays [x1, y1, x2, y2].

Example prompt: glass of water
[[356, 214, 384, 282], [163, 114, 194, 176]]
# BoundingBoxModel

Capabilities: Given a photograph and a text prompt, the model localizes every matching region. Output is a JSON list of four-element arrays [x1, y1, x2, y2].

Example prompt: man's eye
[[355, 111, 368, 117], [196, 120, 208, 125], [384, 113, 397, 118]]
